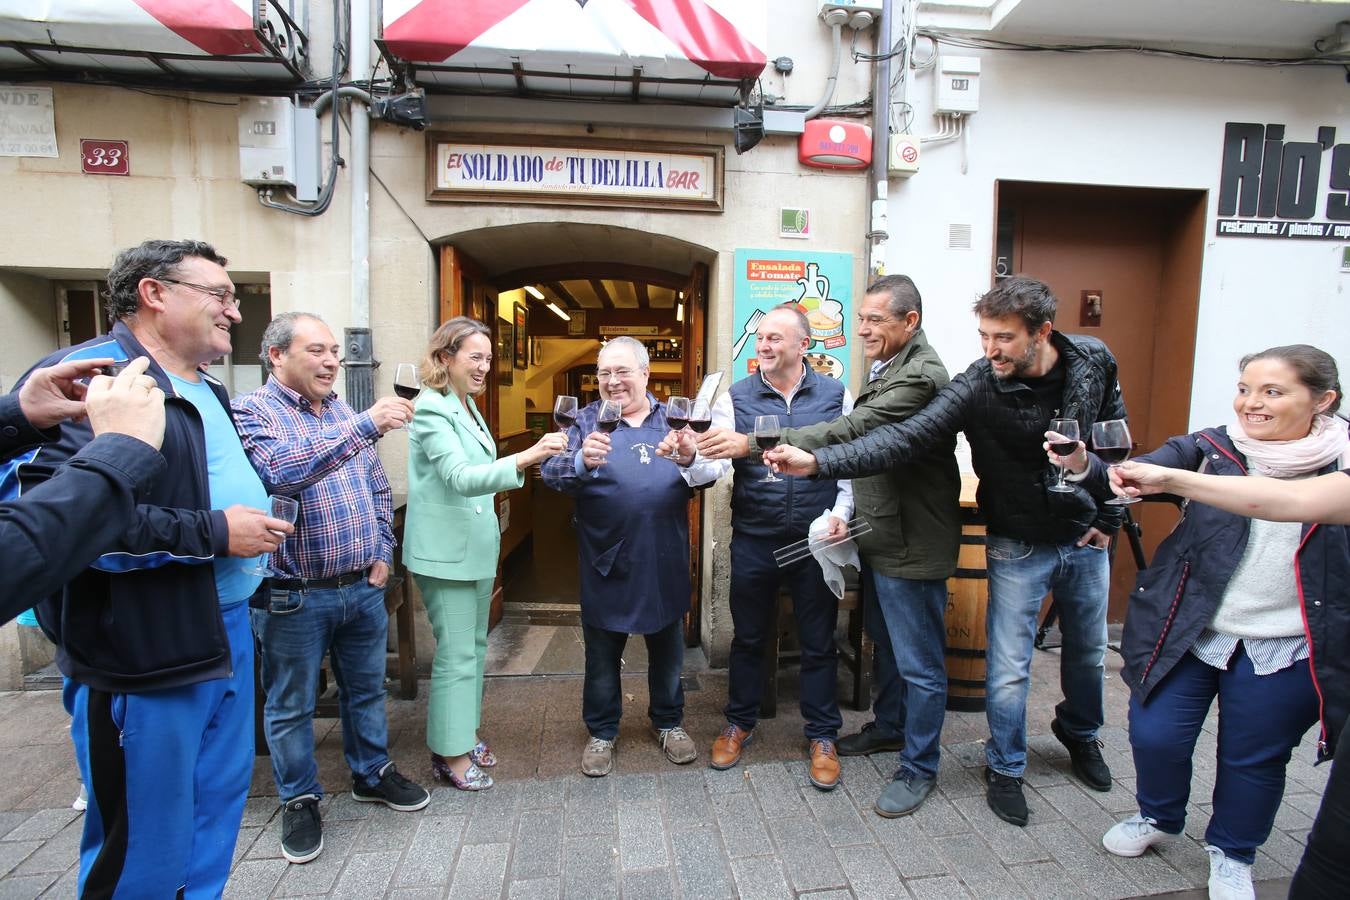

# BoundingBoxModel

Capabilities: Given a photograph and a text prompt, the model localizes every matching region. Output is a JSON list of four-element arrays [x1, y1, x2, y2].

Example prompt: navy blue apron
[[572, 405, 692, 634]]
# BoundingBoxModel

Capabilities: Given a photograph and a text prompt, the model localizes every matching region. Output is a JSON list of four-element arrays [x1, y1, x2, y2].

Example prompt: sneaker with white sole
[[1102, 813, 1170, 857], [281, 794, 323, 864], [582, 736, 616, 777], [1205, 845, 1255, 900], [654, 726, 697, 765]]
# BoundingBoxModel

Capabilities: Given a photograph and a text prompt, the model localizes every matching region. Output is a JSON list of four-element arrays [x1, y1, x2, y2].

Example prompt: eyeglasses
[[159, 277, 239, 308], [856, 313, 894, 326], [596, 367, 639, 382]]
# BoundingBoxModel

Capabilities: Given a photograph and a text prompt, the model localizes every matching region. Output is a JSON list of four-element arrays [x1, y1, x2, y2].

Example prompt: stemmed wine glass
[[245, 495, 300, 577], [666, 396, 691, 433], [1092, 419, 1139, 505], [393, 363, 420, 432], [595, 399, 622, 435], [1047, 418, 1080, 494], [754, 415, 782, 483], [687, 398, 711, 436], [553, 395, 579, 455]]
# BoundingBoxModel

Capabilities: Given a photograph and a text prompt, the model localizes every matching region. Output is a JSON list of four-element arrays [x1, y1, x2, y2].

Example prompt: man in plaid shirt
[[234, 312, 429, 866]]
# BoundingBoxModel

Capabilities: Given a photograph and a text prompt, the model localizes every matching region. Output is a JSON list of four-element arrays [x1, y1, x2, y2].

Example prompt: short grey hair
[[599, 335, 650, 369], [260, 312, 325, 374], [770, 303, 811, 341]]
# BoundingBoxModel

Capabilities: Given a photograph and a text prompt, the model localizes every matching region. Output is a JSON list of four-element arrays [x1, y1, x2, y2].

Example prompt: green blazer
[[782, 329, 961, 580], [403, 388, 524, 581]]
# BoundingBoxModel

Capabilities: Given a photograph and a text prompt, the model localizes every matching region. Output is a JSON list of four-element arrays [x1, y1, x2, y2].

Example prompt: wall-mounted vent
[[948, 224, 972, 250]]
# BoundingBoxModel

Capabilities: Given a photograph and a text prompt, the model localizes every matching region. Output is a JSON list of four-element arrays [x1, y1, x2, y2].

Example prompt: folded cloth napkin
[[809, 509, 859, 599]]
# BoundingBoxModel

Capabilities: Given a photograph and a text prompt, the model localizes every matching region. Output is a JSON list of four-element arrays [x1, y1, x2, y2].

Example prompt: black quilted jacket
[[814, 331, 1127, 543]]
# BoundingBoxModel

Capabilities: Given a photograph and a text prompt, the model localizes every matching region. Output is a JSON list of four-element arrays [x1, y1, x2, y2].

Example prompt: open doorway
[[435, 225, 714, 656], [994, 181, 1207, 622]]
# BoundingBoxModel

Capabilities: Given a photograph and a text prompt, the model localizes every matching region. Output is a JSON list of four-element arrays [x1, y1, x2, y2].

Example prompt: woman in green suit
[[404, 317, 566, 790]]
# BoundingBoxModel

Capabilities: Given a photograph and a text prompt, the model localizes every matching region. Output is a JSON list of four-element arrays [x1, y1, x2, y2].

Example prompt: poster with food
[[731, 249, 853, 385]]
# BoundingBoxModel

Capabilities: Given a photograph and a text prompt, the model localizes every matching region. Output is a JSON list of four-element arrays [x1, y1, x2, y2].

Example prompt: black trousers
[[1289, 711, 1350, 898]]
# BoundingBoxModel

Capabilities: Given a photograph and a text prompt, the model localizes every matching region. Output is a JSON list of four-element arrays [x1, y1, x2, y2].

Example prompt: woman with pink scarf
[[1049, 344, 1348, 900]]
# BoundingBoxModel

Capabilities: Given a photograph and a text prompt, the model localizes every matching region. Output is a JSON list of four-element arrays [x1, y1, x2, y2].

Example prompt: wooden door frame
[[682, 262, 709, 647]]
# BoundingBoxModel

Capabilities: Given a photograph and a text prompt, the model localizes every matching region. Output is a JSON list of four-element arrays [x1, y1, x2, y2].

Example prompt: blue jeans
[[725, 531, 841, 741], [1130, 647, 1319, 865], [871, 569, 949, 778], [984, 533, 1109, 778], [860, 570, 905, 741], [252, 579, 391, 800], [582, 619, 685, 740]]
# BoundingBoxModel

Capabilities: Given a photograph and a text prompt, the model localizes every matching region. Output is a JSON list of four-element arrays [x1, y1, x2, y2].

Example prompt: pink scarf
[[1228, 414, 1350, 478]]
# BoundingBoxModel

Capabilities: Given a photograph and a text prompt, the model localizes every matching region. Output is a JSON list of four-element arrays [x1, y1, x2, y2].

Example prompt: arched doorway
[[434, 223, 715, 653]]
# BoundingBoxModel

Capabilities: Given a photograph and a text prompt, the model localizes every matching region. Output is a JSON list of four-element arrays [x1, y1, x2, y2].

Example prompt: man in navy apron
[[541, 337, 720, 777]]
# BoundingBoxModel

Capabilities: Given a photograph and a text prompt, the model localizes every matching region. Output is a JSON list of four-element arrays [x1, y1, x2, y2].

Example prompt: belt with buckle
[[270, 566, 370, 592]]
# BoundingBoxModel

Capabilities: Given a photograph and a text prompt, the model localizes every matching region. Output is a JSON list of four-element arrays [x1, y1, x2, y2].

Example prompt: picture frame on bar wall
[[513, 302, 528, 370], [497, 316, 514, 386]]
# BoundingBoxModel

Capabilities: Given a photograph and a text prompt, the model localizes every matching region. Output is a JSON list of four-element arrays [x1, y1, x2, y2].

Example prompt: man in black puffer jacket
[[768, 276, 1127, 828]]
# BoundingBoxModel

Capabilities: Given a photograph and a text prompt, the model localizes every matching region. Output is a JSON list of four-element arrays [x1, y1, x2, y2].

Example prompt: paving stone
[[1108, 840, 1191, 895], [37, 863, 77, 898], [1027, 821, 1142, 900], [902, 874, 969, 899], [223, 858, 288, 900], [463, 783, 521, 845], [612, 773, 660, 807], [507, 876, 561, 899], [617, 804, 668, 870], [909, 790, 971, 837], [934, 833, 1026, 899], [1007, 860, 1087, 899], [0, 811, 75, 844], [704, 765, 750, 795], [768, 816, 846, 893], [560, 836, 618, 900], [425, 786, 479, 818], [273, 820, 362, 896], [0, 844, 38, 881], [11, 821, 80, 875], [745, 764, 806, 819], [387, 890, 442, 900], [834, 843, 903, 900], [563, 776, 615, 837], [231, 826, 261, 869], [329, 850, 400, 899], [729, 855, 792, 900], [0, 872, 58, 899], [619, 867, 674, 899], [518, 778, 566, 810], [932, 752, 984, 800], [1272, 800, 1315, 834], [1034, 783, 1118, 836], [354, 803, 420, 853], [0, 814, 34, 843], [1151, 835, 1212, 890], [511, 808, 563, 880], [1255, 827, 1306, 873], [447, 842, 510, 900], [659, 770, 714, 829], [670, 827, 735, 900], [802, 782, 872, 847], [323, 793, 375, 823], [871, 814, 948, 879], [710, 793, 774, 858], [393, 815, 465, 888], [797, 891, 853, 900], [950, 795, 1048, 864], [944, 740, 986, 769], [240, 796, 281, 829]]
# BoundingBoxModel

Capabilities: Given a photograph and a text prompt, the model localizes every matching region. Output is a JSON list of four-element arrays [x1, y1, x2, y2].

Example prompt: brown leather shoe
[[809, 739, 841, 791], [710, 724, 753, 770]]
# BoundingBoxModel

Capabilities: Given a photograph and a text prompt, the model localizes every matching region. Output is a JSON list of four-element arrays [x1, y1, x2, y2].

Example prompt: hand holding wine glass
[[665, 396, 690, 436], [245, 495, 300, 576], [754, 415, 783, 483], [553, 395, 579, 455], [392, 363, 421, 431], [687, 398, 712, 436], [1091, 418, 1139, 505], [581, 400, 622, 470], [1046, 418, 1081, 494]]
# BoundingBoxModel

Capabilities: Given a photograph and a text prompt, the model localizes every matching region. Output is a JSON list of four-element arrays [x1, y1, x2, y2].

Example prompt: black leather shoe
[[835, 721, 905, 757], [1051, 718, 1112, 792], [984, 767, 1029, 827]]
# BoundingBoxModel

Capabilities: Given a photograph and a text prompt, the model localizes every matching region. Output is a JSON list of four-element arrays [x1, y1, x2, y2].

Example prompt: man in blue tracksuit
[[10, 239, 289, 898]]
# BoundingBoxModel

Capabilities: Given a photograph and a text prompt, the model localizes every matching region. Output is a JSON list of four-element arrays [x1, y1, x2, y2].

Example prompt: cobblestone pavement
[[0, 650, 1322, 898]]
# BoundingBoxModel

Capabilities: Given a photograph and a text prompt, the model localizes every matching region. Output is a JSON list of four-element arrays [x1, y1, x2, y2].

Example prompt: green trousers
[[415, 574, 493, 757]]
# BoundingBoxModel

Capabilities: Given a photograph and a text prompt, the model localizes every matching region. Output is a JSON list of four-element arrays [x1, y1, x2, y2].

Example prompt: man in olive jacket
[[780, 275, 961, 817]]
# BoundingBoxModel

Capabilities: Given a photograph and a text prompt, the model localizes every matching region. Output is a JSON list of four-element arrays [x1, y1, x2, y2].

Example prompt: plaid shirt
[[233, 378, 394, 579]]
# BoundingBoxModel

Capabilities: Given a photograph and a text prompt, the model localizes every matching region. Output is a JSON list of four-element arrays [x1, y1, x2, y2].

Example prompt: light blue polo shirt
[[169, 373, 269, 605]]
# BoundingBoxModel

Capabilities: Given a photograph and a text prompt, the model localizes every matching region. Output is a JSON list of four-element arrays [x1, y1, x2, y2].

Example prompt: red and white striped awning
[[0, 0, 307, 82], [380, 0, 767, 105]]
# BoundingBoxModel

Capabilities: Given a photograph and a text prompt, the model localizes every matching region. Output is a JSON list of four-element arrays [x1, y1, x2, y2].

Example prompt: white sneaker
[[1204, 844, 1254, 900], [71, 784, 87, 813], [1102, 813, 1169, 857]]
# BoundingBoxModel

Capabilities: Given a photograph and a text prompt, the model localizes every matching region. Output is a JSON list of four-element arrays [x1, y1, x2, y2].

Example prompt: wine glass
[[595, 399, 622, 435], [1091, 419, 1139, 506], [754, 414, 782, 483], [553, 395, 579, 455], [393, 363, 420, 431], [245, 495, 300, 577], [666, 396, 690, 433], [1047, 418, 1080, 494], [687, 398, 712, 436]]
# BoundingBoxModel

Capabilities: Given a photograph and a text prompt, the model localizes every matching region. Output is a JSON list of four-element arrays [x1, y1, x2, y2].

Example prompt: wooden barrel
[[945, 477, 988, 712]]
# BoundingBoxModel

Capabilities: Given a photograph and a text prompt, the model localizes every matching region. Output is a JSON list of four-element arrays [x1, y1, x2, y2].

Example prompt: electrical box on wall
[[935, 56, 981, 114], [888, 134, 920, 177], [239, 97, 297, 188], [817, 0, 884, 14]]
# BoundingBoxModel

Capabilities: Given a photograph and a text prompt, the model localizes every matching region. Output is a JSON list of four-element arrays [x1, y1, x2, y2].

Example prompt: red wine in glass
[[1095, 447, 1131, 465], [687, 398, 712, 434], [596, 418, 619, 434], [1049, 441, 1079, 456], [596, 400, 622, 434], [393, 384, 419, 401], [1047, 418, 1080, 494], [667, 414, 689, 431], [666, 396, 690, 432], [753, 414, 782, 483], [755, 434, 779, 451], [688, 417, 711, 434], [1091, 419, 1138, 505]]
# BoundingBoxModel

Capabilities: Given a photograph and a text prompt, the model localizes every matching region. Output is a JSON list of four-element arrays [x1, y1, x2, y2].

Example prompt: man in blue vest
[[688, 304, 853, 790]]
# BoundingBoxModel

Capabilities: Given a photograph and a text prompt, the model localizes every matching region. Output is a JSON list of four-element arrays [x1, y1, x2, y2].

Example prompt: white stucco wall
[[887, 48, 1350, 434]]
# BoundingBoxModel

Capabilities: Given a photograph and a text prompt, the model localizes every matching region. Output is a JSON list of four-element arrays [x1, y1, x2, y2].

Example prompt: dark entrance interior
[[995, 181, 1208, 621]]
